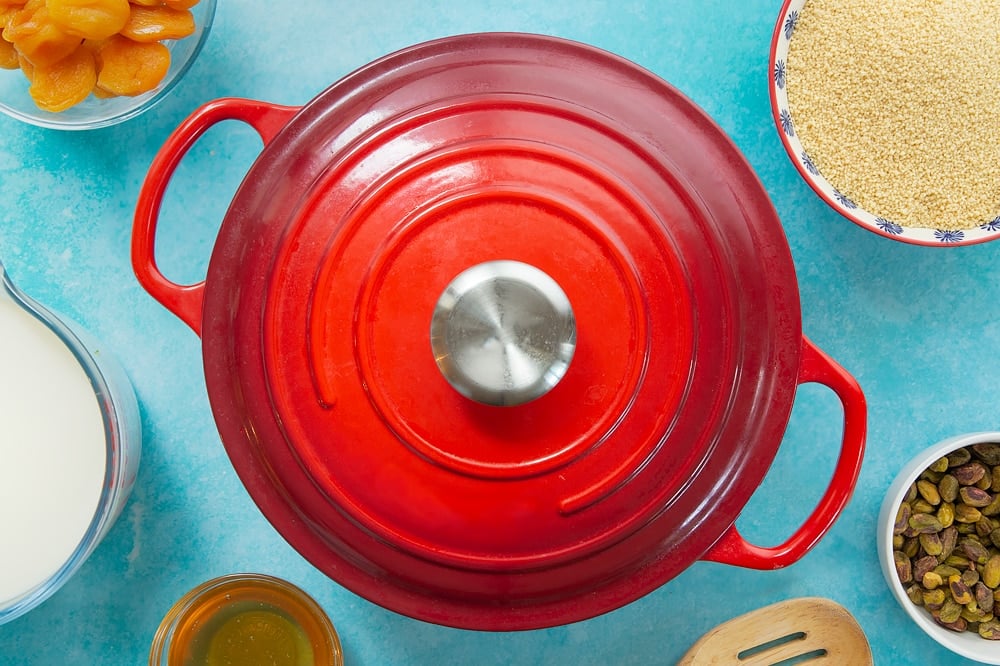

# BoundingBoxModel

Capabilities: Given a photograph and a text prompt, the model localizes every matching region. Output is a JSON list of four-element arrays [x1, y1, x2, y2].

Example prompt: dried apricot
[[47, 0, 131, 40], [17, 52, 32, 80], [0, 35, 17, 68], [119, 4, 192, 42], [3, 3, 82, 68], [1, 9, 17, 31], [0, 4, 17, 69], [1, 3, 26, 30], [28, 44, 95, 111], [1, 0, 41, 36], [1, 0, 202, 111], [95, 33, 168, 96]]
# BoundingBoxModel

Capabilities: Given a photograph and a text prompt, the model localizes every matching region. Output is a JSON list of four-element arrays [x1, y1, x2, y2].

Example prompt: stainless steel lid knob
[[430, 261, 577, 406]]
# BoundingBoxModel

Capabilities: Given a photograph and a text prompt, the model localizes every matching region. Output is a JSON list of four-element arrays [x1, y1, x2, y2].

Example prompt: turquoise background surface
[[2, 1, 999, 664]]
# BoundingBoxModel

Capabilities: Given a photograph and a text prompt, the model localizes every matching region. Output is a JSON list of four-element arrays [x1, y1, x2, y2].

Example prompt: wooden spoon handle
[[677, 597, 872, 665]]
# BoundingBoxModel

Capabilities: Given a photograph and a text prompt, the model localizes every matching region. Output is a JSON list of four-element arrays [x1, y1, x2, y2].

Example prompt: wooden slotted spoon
[[677, 597, 873, 665]]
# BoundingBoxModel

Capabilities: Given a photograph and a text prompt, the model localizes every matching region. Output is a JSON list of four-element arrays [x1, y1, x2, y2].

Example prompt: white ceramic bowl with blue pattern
[[769, 0, 1000, 246]]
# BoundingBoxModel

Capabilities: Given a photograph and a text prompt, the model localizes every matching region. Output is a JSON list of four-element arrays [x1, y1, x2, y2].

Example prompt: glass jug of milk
[[0, 262, 140, 625]]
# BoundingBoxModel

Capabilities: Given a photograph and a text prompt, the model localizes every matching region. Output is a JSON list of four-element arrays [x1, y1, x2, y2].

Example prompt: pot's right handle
[[702, 337, 867, 569], [131, 98, 299, 337]]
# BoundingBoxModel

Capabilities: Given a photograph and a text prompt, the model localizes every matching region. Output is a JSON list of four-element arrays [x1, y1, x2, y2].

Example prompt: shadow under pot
[[131, 32, 867, 631]]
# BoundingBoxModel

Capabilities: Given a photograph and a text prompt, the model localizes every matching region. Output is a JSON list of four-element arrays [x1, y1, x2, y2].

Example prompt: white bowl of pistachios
[[879, 432, 1000, 664]]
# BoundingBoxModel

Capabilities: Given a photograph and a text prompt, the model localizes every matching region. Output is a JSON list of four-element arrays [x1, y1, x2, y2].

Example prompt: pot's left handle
[[131, 98, 299, 336], [701, 337, 866, 569]]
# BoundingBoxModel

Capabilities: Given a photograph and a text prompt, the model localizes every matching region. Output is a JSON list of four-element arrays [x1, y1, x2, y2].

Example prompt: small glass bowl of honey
[[149, 573, 344, 666]]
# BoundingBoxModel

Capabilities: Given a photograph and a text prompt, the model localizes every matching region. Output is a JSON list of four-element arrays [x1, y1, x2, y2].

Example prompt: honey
[[149, 574, 343, 666]]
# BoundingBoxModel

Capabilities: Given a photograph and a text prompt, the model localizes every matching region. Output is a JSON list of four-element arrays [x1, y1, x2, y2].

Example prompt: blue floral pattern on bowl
[[801, 152, 819, 176], [779, 109, 794, 136], [934, 230, 965, 243], [784, 10, 799, 40], [774, 60, 786, 89], [875, 218, 903, 235], [769, 0, 1000, 246], [833, 189, 857, 210]]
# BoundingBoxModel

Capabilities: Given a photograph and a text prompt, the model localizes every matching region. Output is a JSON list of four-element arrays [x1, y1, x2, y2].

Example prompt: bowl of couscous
[[769, 0, 1000, 246]]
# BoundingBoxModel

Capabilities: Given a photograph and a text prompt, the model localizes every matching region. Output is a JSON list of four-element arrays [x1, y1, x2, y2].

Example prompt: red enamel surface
[[132, 33, 866, 630]]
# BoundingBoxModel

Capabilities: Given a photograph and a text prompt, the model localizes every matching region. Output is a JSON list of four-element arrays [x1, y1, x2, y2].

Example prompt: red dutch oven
[[132, 33, 866, 631]]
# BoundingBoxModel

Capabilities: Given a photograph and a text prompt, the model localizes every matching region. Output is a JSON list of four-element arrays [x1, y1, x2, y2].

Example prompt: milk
[[0, 276, 108, 610]]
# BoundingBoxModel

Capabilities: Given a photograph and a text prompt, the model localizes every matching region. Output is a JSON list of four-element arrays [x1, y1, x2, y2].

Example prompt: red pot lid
[[194, 34, 805, 629]]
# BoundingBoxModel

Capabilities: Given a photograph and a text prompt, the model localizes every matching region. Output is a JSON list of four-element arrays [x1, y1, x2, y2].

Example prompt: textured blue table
[[1, 1, 998, 664]]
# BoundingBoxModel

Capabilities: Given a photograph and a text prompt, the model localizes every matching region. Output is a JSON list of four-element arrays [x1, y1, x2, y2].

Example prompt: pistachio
[[991, 529, 1000, 550], [914, 555, 938, 581], [961, 605, 988, 623], [903, 537, 920, 558], [955, 462, 988, 486], [935, 615, 968, 633], [961, 487, 993, 508], [973, 443, 1000, 466], [923, 571, 944, 589], [977, 582, 996, 614], [917, 479, 942, 505], [912, 499, 936, 514], [910, 513, 944, 533], [906, 482, 919, 503], [894, 550, 913, 584], [894, 501, 911, 535], [937, 502, 955, 529], [920, 532, 943, 557], [924, 588, 946, 610], [951, 575, 974, 605], [982, 494, 1000, 517], [949, 448, 973, 467], [979, 474, 994, 491], [930, 455, 951, 473], [921, 469, 945, 484], [978, 518, 996, 538], [940, 526, 959, 561], [984, 555, 1000, 589], [934, 564, 962, 580], [945, 554, 971, 569], [939, 474, 960, 503], [940, 598, 964, 623], [992, 466, 1000, 493], [962, 539, 990, 565], [964, 569, 981, 586], [980, 619, 1000, 640], [907, 584, 925, 605], [956, 504, 984, 524]]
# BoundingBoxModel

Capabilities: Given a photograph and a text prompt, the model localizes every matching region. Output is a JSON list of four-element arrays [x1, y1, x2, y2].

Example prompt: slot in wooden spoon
[[677, 597, 872, 665]]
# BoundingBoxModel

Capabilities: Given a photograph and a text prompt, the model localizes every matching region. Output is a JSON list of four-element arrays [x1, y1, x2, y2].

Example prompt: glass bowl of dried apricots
[[0, 0, 216, 129]]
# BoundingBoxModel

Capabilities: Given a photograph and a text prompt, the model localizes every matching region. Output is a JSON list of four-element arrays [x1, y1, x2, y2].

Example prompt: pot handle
[[131, 98, 299, 336], [701, 337, 866, 569]]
